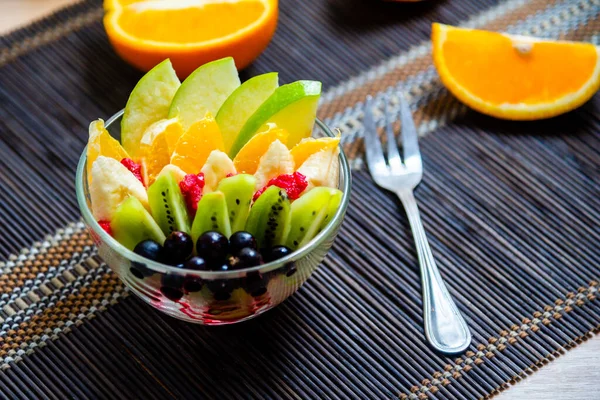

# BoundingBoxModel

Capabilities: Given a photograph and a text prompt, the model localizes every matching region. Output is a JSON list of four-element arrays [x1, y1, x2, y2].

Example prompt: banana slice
[[201, 150, 237, 192], [90, 156, 149, 221], [254, 140, 295, 190], [296, 147, 340, 190], [158, 163, 187, 183]]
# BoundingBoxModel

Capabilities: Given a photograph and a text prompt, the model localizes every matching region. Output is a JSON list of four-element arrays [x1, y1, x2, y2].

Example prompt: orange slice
[[86, 119, 130, 182], [290, 136, 340, 168], [103, 0, 278, 77], [432, 23, 600, 120], [233, 127, 288, 174], [138, 121, 173, 186], [170, 112, 225, 174], [137, 117, 185, 156]]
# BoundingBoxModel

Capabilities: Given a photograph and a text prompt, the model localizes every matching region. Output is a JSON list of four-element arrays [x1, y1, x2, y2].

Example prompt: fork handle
[[397, 190, 472, 354]]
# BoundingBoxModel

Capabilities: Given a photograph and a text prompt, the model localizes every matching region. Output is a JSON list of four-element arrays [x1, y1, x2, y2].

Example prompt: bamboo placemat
[[0, 0, 599, 398]]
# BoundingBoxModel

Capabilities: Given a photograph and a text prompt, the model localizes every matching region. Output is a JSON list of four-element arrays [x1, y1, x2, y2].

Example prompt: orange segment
[[103, 0, 278, 77], [170, 112, 225, 174], [164, 119, 184, 155], [233, 127, 288, 174], [432, 23, 600, 120], [141, 133, 170, 186], [86, 119, 130, 182], [138, 117, 184, 156], [290, 136, 340, 168], [138, 122, 172, 186]]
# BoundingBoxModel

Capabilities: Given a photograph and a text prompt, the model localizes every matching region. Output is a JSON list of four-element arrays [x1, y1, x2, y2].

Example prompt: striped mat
[[1, 0, 599, 398]]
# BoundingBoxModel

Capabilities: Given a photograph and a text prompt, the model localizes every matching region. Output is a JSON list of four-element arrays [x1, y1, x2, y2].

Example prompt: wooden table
[[2, 2, 598, 399]]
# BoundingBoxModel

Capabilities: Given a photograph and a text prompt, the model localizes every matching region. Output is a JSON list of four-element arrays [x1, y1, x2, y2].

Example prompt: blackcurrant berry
[[133, 240, 163, 261], [229, 231, 257, 255], [184, 256, 208, 271], [163, 231, 193, 264], [264, 245, 292, 262], [236, 247, 262, 269], [196, 231, 229, 263]]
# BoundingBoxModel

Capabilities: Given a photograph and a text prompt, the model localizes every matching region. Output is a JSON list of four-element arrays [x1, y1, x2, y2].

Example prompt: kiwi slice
[[217, 174, 256, 233], [318, 189, 343, 233], [148, 171, 190, 235], [111, 196, 166, 250], [285, 187, 332, 250], [246, 186, 291, 249], [191, 191, 232, 243]]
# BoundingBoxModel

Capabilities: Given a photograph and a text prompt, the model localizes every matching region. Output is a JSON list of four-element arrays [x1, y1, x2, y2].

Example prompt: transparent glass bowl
[[76, 110, 351, 325]]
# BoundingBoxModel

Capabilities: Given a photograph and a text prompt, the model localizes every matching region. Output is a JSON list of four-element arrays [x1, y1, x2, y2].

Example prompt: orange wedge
[[290, 136, 340, 168], [138, 120, 173, 185], [103, 0, 278, 77], [87, 119, 130, 182], [137, 117, 185, 156], [170, 113, 225, 174], [432, 23, 600, 120], [233, 127, 288, 174]]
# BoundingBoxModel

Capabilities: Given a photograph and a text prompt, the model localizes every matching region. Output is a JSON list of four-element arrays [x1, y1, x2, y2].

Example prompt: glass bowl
[[76, 110, 351, 325]]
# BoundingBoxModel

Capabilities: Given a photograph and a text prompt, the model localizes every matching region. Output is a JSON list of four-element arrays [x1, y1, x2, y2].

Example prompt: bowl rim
[[76, 109, 352, 278]]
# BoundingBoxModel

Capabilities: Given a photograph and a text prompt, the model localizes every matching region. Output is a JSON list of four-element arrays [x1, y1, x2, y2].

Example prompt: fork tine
[[363, 96, 388, 177], [398, 92, 422, 171], [384, 93, 403, 173]]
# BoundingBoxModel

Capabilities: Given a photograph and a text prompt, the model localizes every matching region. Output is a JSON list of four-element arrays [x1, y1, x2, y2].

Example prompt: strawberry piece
[[253, 188, 266, 202], [226, 173, 236, 178], [120, 158, 144, 184], [179, 173, 205, 214], [253, 172, 308, 202], [98, 220, 112, 236]]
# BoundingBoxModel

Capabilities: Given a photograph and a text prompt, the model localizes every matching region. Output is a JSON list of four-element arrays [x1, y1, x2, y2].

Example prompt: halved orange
[[104, 0, 278, 77], [170, 112, 225, 174], [103, 0, 144, 11], [432, 23, 600, 120], [233, 127, 288, 174]]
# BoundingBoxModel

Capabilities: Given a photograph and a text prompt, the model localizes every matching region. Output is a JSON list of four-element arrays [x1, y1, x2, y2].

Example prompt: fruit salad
[[85, 58, 343, 291]]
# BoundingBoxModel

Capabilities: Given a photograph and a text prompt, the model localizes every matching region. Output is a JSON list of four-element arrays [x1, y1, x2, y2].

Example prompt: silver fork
[[363, 91, 471, 354]]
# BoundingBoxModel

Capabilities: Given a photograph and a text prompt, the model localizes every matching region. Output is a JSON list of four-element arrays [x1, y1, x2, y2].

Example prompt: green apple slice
[[121, 59, 180, 158], [216, 72, 279, 155], [168, 57, 240, 133], [229, 80, 321, 157]]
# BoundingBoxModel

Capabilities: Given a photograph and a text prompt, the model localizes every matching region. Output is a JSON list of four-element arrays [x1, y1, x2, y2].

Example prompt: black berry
[[229, 231, 257, 255], [160, 272, 185, 301], [130, 240, 162, 279], [213, 262, 231, 272], [285, 263, 297, 277], [196, 231, 229, 263], [160, 286, 184, 301], [183, 277, 204, 293], [236, 247, 262, 269], [184, 256, 209, 271], [264, 245, 292, 262], [133, 240, 163, 261], [163, 231, 193, 264], [207, 279, 233, 301], [244, 271, 267, 297]]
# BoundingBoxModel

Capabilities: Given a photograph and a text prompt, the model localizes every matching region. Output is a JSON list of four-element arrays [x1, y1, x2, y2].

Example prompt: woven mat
[[1, 0, 599, 398]]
